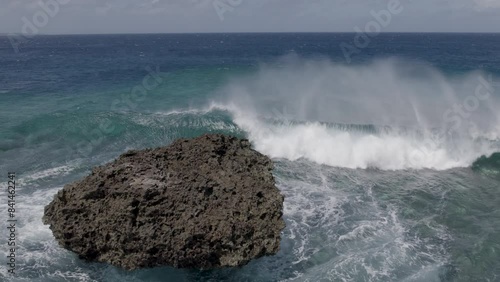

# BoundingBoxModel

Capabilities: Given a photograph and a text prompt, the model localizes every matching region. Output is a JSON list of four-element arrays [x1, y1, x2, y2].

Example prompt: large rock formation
[[43, 134, 285, 270]]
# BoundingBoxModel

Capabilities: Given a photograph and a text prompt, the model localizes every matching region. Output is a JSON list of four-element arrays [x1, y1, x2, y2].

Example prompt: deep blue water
[[0, 33, 500, 281]]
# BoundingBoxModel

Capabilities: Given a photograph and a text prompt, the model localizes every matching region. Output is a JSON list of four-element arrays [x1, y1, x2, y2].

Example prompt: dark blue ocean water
[[1, 33, 500, 281]]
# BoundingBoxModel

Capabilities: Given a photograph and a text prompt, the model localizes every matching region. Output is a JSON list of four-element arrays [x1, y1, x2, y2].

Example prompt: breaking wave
[[166, 57, 500, 170]]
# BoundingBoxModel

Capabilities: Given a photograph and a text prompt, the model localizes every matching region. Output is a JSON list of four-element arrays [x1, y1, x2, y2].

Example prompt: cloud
[[0, 0, 499, 34], [473, 0, 500, 10]]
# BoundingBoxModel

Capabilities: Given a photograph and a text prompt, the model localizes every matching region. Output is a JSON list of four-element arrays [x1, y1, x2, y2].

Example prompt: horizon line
[[1, 31, 500, 36]]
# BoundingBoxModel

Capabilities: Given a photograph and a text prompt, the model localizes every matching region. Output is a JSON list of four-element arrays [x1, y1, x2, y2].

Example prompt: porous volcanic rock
[[43, 134, 285, 270]]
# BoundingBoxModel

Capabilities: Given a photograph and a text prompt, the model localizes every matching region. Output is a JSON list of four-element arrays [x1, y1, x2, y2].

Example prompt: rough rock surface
[[43, 134, 285, 270]]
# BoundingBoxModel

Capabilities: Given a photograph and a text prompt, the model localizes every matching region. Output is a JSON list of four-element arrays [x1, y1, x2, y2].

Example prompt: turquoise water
[[0, 34, 500, 281]]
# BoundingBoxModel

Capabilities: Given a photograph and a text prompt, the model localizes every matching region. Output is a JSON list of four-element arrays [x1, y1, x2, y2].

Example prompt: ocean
[[0, 33, 499, 281]]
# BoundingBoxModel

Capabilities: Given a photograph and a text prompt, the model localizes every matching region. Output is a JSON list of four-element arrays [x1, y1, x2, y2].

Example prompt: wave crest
[[208, 58, 500, 170]]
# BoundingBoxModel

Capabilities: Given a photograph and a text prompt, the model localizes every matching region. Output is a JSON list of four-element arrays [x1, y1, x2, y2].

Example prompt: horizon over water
[[0, 33, 500, 281]]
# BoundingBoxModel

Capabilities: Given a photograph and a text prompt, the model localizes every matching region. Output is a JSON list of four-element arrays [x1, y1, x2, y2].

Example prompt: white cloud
[[0, 0, 499, 34], [473, 0, 500, 11]]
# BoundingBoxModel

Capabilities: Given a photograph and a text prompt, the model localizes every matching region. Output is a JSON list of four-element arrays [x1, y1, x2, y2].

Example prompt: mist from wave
[[188, 57, 500, 170]]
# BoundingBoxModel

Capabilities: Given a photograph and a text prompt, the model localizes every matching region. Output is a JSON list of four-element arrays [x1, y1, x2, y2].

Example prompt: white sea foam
[[232, 110, 498, 170], [201, 58, 500, 170], [0, 165, 98, 281], [0, 187, 97, 281], [273, 164, 450, 282], [21, 164, 77, 183]]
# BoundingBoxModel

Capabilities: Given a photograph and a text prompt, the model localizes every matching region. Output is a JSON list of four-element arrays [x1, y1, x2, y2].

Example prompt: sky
[[0, 0, 499, 34]]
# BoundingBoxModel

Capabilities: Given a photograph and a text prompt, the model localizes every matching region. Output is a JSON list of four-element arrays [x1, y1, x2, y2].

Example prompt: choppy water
[[0, 33, 500, 281]]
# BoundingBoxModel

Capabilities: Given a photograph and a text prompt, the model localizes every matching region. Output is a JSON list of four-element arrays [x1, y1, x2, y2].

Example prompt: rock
[[43, 134, 285, 270]]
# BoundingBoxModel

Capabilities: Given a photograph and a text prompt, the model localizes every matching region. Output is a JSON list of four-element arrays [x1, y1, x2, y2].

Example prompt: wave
[[472, 152, 500, 179], [231, 107, 499, 170], [164, 57, 500, 170], [153, 102, 498, 170]]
